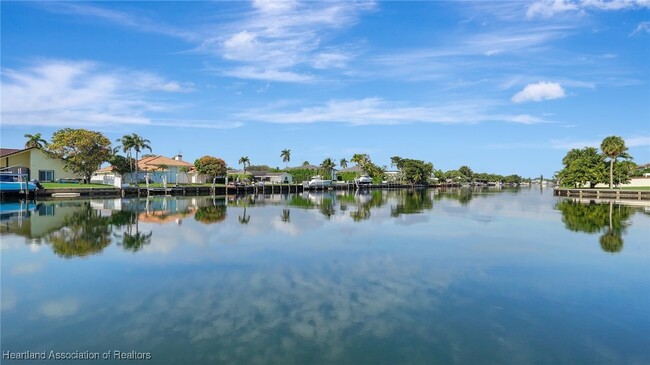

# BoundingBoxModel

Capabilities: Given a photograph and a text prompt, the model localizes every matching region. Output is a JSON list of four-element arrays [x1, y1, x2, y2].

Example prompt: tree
[[24, 133, 48, 149], [556, 147, 606, 188], [340, 158, 348, 169], [130, 134, 152, 184], [400, 159, 434, 184], [320, 158, 336, 179], [116, 134, 135, 178], [47, 128, 112, 183], [195, 156, 227, 182], [281, 149, 291, 168], [351, 153, 369, 167], [601, 136, 628, 189], [302, 161, 310, 166], [179, 166, 190, 184], [239, 156, 250, 173], [459, 165, 473, 182], [613, 159, 636, 186], [109, 155, 137, 176]]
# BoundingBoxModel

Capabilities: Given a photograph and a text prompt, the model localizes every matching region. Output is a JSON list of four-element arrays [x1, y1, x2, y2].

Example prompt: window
[[38, 170, 54, 181]]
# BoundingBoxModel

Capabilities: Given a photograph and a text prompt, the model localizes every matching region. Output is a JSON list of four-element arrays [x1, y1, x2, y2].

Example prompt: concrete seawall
[[554, 188, 650, 201]]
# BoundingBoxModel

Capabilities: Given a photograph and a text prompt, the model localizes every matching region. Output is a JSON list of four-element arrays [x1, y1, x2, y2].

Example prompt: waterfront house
[[249, 171, 293, 184], [92, 154, 207, 186], [0, 147, 82, 182]]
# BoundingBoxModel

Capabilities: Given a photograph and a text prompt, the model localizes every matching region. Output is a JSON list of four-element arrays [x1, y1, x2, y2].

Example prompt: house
[[92, 154, 207, 186], [249, 171, 293, 184], [0, 147, 82, 182]]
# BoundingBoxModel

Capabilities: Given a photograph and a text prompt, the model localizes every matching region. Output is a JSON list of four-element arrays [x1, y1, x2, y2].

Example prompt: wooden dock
[[554, 188, 650, 201]]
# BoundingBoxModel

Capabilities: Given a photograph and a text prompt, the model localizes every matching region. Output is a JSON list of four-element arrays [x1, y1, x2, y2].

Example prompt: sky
[[1, 0, 649, 177]]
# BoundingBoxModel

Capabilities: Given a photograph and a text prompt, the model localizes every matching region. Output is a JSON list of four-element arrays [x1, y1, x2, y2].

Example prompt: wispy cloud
[[236, 98, 551, 126], [39, 2, 198, 41], [1, 60, 192, 127], [630, 21, 650, 36], [527, 0, 650, 18], [512, 82, 566, 103], [549, 135, 650, 149], [195, 1, 375, 82]]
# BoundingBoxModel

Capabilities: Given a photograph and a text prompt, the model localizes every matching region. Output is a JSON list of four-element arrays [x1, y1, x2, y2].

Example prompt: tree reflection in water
[[281, 208, 290, 223], [390, 189, 433, 217], [555, 200, 633, 253], [194, 198, 227, 224], [44, 203, 113, 258]]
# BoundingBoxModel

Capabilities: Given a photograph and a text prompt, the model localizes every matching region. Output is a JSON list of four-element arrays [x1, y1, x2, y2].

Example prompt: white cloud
[[197, 1, 374, 82], [527, 0, 650, 18], [512, 82, 566, 103], [223, 67, 313, 83], [236, 98, 550, 126], [39, 298, 80, 318], [630, 21, 650, 36], [550, 135, 650, 149], [39, 2, 197, 41], [526, 0, 578, 18], [0, 60, 198, 127]]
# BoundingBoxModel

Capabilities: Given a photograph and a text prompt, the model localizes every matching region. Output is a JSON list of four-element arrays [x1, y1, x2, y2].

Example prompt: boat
[[51, 192, 81, 198], [0, 173, 37, 193], [307, 175, 332, 188], [355, 175, 372, 185]]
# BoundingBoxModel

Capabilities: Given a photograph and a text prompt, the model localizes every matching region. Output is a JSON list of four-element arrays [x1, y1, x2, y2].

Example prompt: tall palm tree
[[600, 136, 627, 189], [340, 158, 348, 169], [130, 134, 152, 184], [281, 149, 291, 169], [24, 133, 48, 149], [320, 158, 336, 180], [116, 134, 135, 181], [239, 156, 250, 173]]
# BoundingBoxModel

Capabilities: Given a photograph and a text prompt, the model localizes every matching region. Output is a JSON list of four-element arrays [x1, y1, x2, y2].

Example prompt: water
[[1, 188, 649, 364]]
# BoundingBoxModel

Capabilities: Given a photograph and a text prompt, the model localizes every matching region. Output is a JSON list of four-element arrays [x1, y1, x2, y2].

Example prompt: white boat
[[0, 173, 37, 193], [307, 175, 332, 188], [355, 175, 372, 185]]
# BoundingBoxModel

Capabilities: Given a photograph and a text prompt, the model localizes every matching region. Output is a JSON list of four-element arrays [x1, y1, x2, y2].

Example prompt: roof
[[289, 164, 320, 170], [137, 155, 193, 171], [247, 171, 291, 177], [0, 147, 36, 157], [95, 166, 115, 173], [338, 165, 363, 173]]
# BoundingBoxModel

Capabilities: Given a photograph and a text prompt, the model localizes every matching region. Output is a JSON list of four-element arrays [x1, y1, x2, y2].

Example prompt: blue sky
[[1, 0, 648, 177]]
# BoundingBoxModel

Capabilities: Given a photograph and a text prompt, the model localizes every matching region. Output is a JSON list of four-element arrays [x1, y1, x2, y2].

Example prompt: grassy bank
[[43, 183, 117, 189]]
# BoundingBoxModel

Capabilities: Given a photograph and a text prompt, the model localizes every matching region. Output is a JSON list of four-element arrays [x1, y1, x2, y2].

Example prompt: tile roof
[[0, 147, 31, 157], [137, 155, 193, 171]]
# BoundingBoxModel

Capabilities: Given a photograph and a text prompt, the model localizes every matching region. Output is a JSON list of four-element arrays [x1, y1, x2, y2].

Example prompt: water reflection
[[555, 200, 634, 253], [2, 189, 649, 364], [44, 203, 113, 258]]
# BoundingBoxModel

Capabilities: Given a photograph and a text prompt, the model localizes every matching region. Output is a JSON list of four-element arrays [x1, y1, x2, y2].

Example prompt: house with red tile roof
[[92, 154, 207, 185]]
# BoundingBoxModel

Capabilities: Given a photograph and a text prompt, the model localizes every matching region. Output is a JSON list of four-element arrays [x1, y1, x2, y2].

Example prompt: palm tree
[[24, 133, 48, 149], [281, 149, 291, 169], [239, 156, 250, 173], [130, 134, 152, 184], [238, 207, 250, 224], [116, 134, 135, 181], [320, 158, 336, 180], [600, 136, 628, 189], [340, 158, 348, 169]]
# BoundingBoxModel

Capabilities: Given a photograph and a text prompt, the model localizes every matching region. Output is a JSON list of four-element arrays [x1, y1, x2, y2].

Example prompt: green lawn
[[620, 186, 650, 191], [42, 183, 117, 189]]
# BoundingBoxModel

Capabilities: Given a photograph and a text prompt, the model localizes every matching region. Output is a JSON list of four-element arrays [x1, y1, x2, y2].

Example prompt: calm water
[[1, 188, 649, 364]]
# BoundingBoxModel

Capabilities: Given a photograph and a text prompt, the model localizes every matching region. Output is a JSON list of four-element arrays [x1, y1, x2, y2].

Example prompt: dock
[[554, 188, 650, 201]]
